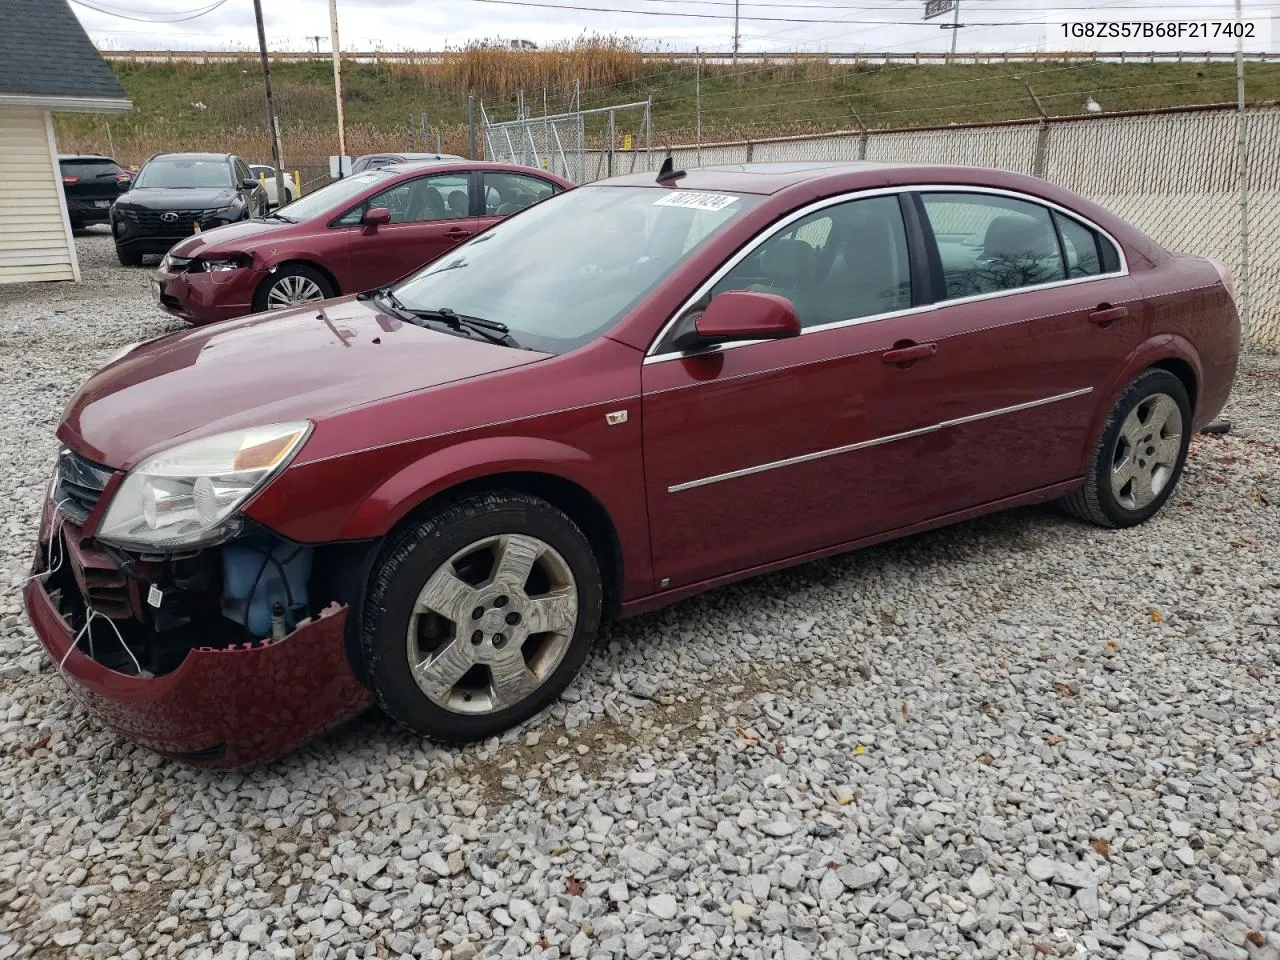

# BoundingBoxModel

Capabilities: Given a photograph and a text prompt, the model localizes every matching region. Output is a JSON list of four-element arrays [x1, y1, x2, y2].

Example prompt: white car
[[248, 164, 298, 208]]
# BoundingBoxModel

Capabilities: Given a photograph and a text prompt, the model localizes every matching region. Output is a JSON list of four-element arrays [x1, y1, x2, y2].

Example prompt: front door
[[341, 172, 477, 291], [642, 192, 940, 590]]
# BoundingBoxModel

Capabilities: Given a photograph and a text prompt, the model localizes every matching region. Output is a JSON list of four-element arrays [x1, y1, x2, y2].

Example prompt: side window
[[483, 173, 557, 216], [360, 174, 471, 224], [920, 192, 1066, 300], [234, 159, 251, 185], [1053, 212, 1103, 278], [710, 194, 912, 329]]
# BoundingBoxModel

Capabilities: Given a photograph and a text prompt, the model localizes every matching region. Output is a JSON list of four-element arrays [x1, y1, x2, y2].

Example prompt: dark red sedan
[[151, 160, 572, 324], [26, 161, 1239, 767]]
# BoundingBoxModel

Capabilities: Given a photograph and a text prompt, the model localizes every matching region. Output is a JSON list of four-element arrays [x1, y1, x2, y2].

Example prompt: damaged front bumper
[[23, 498, 373, 769]]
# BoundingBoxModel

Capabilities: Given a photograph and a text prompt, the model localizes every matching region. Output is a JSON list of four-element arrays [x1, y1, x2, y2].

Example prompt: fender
[[1077, 333, 1204, 473], [336, 434, 623, 541]]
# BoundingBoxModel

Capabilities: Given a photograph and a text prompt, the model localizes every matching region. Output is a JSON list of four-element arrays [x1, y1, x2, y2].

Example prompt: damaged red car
[[26, 161, 1239, 767]]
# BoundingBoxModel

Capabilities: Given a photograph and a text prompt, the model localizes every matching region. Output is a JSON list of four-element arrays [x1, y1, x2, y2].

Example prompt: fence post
[[607, 109, 615, 177], [1234, 0, 1252, 342], [1017, 77, 1050, 178], [745, 140, 754, 162], [851, 106, 868, 160], [695, 47, 702, 167], [467, 95, 477, 159], [575, 80, 584, 183]]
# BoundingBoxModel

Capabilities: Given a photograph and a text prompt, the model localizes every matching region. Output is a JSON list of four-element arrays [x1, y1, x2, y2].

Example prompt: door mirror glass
[[363, 206, 392, 226], [242, 178, 261, 190], [692, 289, 800, 344]]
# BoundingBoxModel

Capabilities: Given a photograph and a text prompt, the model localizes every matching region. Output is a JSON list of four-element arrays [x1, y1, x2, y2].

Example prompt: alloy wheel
[[1110, 392, 1183, 511], [266, 274, 325, 309], [406, 533, 579, 715]]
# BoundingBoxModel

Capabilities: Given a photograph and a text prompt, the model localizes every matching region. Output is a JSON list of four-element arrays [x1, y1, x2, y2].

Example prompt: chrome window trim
[[667, 386, 1093, 494], [643, 183, 1129, 365]]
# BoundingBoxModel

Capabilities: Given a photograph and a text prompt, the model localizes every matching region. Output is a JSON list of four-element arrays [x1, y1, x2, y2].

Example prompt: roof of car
[[148, 152, 234, 162], [599, 161, 928, 195], [58, 153, 116, 162]]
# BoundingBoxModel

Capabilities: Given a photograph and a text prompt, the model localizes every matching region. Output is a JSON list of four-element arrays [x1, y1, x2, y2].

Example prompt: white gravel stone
[[1, 232, 1278, 960]]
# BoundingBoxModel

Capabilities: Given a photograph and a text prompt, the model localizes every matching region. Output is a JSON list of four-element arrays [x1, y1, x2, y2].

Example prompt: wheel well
[[387, 472, 625, 621], [1151, 358, 1198, 414]]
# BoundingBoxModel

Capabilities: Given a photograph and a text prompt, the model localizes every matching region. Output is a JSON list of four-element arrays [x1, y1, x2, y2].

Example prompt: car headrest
[[757, 237, 817, 288]]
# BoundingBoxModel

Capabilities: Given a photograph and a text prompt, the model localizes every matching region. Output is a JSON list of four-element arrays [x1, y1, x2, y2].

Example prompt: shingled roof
[[0, 0, 130, 110]]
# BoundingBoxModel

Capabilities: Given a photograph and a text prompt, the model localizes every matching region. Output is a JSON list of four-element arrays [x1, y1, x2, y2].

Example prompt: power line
[[461, 0, 1027, 25], [69, 0, 231, 23]]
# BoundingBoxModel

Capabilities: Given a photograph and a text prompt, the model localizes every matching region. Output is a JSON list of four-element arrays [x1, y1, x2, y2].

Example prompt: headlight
[[200, 258, 243, 272], [96, 422, 311, 551]]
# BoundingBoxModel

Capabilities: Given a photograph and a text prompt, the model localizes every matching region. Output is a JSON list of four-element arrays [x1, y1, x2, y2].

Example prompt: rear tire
[[1061, 368, 1191, 528], [359, 491, 603, 743], [115, 244, 144, 267], [252, 263, 334, 313]]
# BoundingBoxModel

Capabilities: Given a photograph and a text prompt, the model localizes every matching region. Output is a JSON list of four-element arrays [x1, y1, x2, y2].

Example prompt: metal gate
[[482, 97, 653, 184]]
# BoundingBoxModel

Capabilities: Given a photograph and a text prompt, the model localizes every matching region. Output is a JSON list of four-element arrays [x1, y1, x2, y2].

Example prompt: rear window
[[59, 158, 123, 179]]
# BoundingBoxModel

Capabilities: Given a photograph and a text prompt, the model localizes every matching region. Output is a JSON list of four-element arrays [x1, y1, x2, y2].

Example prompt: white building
[[0, 0, 131, 284]]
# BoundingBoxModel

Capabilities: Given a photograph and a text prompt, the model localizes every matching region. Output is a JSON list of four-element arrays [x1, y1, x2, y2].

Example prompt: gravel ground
[[0, 229, 1277, 960]]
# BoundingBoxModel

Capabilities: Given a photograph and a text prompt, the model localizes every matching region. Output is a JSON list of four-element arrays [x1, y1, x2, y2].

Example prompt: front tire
[[1062, 368, 1191, 528], [360, 492, 603, 742], [252, 263, 334, 313]]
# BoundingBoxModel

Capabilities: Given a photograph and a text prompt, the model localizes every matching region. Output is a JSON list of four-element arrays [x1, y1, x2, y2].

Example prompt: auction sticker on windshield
[[653, 192, 739, 212]]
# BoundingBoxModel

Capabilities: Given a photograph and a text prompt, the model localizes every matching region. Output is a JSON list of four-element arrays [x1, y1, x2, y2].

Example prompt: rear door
[[59, 157, 126, 211], [895, 188, 1144, 516], [338, 171, 477, 292]]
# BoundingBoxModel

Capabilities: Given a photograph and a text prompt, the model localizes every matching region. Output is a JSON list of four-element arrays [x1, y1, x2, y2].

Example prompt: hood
[[168, 217, 291, 257], [118, 186, 240, 210], [59, 297, 550, 470]]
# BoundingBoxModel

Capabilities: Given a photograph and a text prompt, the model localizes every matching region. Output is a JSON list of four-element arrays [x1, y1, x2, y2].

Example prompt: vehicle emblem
[[160, 212, 179, 222], [605, 410, 628, 425]]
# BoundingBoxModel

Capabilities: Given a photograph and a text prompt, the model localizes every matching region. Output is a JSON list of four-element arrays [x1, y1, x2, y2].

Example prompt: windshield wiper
[[265, 211, 294, 222], [358, 291, 521, 347], [357, 286, 423, 325], [408, 306, 521, 348]]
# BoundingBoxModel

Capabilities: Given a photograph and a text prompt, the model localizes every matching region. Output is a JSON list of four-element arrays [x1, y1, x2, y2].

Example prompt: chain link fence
[[583, 104, 1278, 353]]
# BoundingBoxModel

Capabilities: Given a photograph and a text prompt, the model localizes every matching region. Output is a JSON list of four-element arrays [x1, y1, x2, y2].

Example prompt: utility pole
[[329, 0, 347, 177], [732, 0, 740, 65], [252, 0, 286, 207], [308, 35, 324, 54], [950, 0, 960, 56]]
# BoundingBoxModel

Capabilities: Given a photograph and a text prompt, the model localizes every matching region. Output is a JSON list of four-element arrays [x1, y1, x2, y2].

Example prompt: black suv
[[110, 152, 267, 266], [59, 154, 132, 230]]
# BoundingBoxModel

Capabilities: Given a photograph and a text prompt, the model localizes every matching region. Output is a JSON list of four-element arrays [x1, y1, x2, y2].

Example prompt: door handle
[[444, 227, 472, 238], [1089, 304, 1128, 326], [881, 341, 937, 365]]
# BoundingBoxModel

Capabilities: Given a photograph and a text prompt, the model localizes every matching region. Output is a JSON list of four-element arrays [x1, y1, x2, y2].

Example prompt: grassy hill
[[53, 41, 1280, 184]]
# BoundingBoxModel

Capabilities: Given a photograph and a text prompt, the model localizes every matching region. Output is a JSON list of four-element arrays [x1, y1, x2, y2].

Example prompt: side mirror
[[362, 206, 391, 227], [242, 178, 261, 190], [117, 178, 131, 193], [692, 289, 801, 344]]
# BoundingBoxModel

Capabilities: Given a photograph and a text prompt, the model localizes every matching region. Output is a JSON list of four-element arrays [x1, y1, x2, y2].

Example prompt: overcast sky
[[71, 0, 1275, 55]]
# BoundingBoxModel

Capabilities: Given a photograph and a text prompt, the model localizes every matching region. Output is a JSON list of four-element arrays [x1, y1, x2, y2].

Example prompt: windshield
[[272, 170, 394, 221], [392, 185, 761, 354], [135, 157, 232, 189]]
